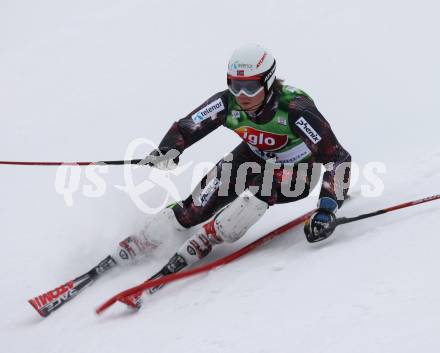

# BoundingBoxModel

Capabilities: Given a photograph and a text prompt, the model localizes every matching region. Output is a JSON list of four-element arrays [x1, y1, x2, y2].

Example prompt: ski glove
[[147, 147, 180, 170], [304, 197, 338, 243]]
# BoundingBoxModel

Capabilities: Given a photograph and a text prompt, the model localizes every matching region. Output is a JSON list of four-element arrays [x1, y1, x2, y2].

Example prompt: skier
[[114, 44, 352, 296]]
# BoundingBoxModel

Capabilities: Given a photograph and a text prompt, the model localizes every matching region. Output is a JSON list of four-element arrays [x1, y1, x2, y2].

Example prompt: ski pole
[[335, 194, 440, 227], [0, 159, 144, 166], [0, 149, 180, 166]]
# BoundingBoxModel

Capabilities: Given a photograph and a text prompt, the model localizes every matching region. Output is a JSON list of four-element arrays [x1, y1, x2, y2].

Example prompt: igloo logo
[[235, 126, 288, 151]]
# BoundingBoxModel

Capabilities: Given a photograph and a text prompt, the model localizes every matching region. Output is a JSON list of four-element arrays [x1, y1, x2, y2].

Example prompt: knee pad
[[176, 191, 268, 265], [214, 190, 268, 243], [143, 207, 190, 246]]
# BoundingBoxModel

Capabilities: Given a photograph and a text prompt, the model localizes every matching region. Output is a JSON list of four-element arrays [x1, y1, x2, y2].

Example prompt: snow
[[1, 1, 440, 352]]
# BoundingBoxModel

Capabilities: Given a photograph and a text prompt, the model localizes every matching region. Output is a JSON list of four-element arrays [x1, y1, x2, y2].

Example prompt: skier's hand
[[147, 147, 180, 170], [304, 197, 338, 243]]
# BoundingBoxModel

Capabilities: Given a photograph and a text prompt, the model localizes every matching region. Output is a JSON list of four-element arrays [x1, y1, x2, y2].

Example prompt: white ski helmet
[[227, 44, 276, 96]]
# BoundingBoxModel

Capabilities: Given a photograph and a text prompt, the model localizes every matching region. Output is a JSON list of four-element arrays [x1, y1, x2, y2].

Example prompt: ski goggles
[[227, 77, 264, 97]]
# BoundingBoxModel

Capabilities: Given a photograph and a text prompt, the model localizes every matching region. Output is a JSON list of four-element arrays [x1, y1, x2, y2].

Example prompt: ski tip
[[28, 298, 48, 318]]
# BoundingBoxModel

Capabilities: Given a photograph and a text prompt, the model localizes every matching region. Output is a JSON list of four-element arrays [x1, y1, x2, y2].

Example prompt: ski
[[96, 209, 315, 315], [97, 195, 361, 314], [28, 255, 117, 317]]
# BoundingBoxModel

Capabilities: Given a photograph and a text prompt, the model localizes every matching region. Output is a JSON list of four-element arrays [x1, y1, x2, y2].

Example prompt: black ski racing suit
[[157, 88, 351, 228]]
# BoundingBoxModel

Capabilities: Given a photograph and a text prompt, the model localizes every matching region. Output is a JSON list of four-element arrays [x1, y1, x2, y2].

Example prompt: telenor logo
[[230, 61, 253, 70], [295, 117, 322, 144], [235, 126, 288, 151], [192, 98, 225, 123]]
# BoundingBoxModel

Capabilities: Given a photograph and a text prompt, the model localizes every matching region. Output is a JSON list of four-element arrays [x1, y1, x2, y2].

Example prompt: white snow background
[[1, 1, 440, 352]]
